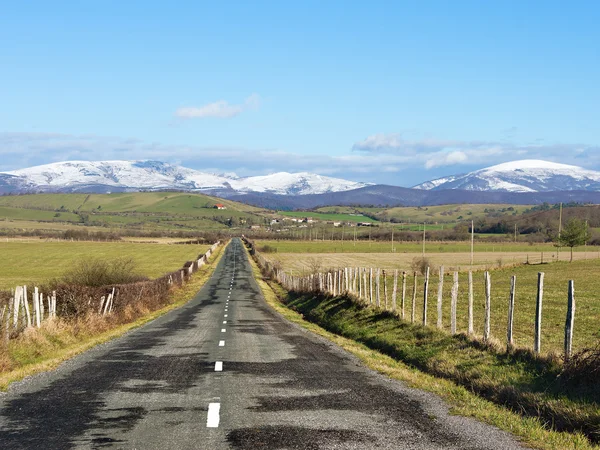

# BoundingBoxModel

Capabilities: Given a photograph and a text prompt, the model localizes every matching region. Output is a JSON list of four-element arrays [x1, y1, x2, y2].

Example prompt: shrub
[[411, 256, 432, 275], [60, 258, 148, 288], [258, 244, 278, 253]]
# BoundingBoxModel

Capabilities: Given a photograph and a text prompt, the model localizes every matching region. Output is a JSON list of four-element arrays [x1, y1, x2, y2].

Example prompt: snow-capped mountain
[[1, 160, 369, 196], [413, 160, 600, 192]]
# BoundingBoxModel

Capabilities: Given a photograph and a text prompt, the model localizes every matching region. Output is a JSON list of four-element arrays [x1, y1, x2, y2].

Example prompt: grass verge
[[244, 245, 597, 450], [0, 241, 227, 391]]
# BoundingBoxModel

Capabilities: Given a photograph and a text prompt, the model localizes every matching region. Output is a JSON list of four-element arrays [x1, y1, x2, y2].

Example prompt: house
[[214, 204, 227, 210]]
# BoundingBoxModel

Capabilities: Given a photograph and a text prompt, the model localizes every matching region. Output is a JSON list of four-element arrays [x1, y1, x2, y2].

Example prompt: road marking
[[215, 361, 223, 371], [207, 403, 220, 428], [221, 328, 226, 332], [219, 340, 225, 346], [223, 320, 227, 324], [224, 314, 228, 318]]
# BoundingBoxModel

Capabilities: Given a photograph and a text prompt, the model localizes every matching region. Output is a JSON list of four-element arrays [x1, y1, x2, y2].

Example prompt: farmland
[[0, 241, 209, 290], [0, 192, 269, 232], [257, 239, 600, 355]]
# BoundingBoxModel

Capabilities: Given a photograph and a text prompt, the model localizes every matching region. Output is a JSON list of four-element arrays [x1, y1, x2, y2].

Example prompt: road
[[0, 238, 527, 449]]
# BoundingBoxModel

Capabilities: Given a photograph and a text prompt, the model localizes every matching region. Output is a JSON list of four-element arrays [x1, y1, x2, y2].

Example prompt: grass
[[0, 192, 268, 232], [379, 203, 533, 223], [244, 243, 597, 450], [261, 244, 600, 355], [255, 238, 600, 254], [278, 210, 378, 223], [0, 241, 209, 290], [0, 242, 226, 390]]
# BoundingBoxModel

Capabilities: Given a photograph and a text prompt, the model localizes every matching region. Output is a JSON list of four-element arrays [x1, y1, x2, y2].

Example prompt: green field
[[0, 192, 268, 232], [254, 239, 587, 254], [256, 239, 600, 354], [376, 203, 532, 223], [278, 210, 377, 223], [0, 241, 209, 290]]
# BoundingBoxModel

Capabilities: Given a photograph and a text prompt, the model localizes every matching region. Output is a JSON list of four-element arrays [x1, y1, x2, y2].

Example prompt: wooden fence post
[[484, 271, 491, 341], [392, 269, 398, 311], [369, 268, 373, 304], [437, 265, 444, 329], [450, 272, 458, 335], [13, 286, 21, 329], [534, 272, 544, 355], [564, 280, 575, 360], [23, 286, 31, 328], [376, 269, 381, 307], [411, 272, 417, 324], [34, 287, 41, 328], [507, 275, 516, 349], [383, 270, 388, 309], [468, 271, 474, 335], [423, 267, 430, 326], [401, 271, 406, 320]]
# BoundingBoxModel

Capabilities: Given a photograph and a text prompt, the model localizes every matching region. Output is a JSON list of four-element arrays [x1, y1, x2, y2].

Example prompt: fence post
[[468, 271, 474, 335], [423, 267, 430, 326], [412, 272, 417, 323], [13, 286, 21, 329], [383, 270, 388, 309], [369, 268, 374, 304], [451, 272, 458, 334], [534, 272, 544, 355], [564, 280, 575, 360], [392, 269, 398, 311], [23, 286, 31, 328], [363, 268, 368, 302], [436, 266, 444, 329], [484, 271, 491, 341], [344, 267, 349, 293], [34, 287, 41, 328], [507, 275, 516, 349], [376, 269, 381, 307], [401, 271, 407, 320]]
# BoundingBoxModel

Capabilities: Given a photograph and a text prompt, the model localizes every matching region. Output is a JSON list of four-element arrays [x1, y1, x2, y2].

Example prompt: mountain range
[[0, 160, 368, 196], [2, 159, 600, 208]]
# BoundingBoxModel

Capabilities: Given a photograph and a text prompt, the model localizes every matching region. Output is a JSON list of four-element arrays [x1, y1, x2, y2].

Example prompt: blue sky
[[1, 1, 599, 186]]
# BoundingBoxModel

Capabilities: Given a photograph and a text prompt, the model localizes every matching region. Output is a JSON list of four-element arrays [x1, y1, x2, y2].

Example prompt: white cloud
[[175, 93, 261, 119], [352, 133, 600, 170], [425, 151, 467, 169]]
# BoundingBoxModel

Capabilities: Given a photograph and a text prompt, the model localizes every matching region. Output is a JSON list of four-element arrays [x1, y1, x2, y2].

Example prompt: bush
[[258, 244, 278, 253], [411, 256, 432, 275], [60, 258, 148, 288]]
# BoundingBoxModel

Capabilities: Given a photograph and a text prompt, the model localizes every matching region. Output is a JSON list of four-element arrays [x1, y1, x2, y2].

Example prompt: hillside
[[0, 192, 269, 232]]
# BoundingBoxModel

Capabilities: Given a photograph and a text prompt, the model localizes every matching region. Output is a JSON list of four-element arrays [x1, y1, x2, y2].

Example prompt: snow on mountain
[[1, 160, 368, 195], [230, 172, 367, 195], [413, 160, 600, 192]]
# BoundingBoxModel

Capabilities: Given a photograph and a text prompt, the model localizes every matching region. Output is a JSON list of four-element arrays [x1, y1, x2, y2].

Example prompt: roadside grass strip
[[244, 243, 598, 450], [0, 242, 227, 390]]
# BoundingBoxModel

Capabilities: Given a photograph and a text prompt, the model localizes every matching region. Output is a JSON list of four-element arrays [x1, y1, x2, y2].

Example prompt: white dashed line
[[224, 314, 228, 318], [221, 328, 226, 332], [207, 403, 221, 428], [223, 320, 227, 324], [219, 340, 225, 346], [215, 361, 223, 372]]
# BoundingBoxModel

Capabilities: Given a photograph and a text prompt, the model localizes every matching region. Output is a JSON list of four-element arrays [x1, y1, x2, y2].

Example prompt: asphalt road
[[0, 238, 528, 449]]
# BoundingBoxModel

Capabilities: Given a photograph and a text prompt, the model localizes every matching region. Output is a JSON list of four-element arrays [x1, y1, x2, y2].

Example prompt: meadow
[[0, 192, 268, 232], [257, 239, 600, 355], [0, 241, 209, 290]]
